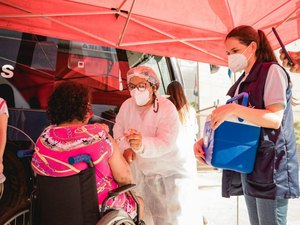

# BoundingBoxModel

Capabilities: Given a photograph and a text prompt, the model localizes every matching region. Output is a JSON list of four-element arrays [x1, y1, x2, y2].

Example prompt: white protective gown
[[113, 96, 202, 225]]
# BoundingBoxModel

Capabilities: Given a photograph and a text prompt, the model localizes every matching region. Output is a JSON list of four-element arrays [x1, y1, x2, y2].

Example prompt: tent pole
[[118, 0, 137, 46], [265, 7, 300, 36], [117, 0, 128, 12]]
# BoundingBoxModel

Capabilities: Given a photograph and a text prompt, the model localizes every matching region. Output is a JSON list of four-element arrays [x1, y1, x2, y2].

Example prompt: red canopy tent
[[0, 0, 299, 66], [0, 0, 300, 108]]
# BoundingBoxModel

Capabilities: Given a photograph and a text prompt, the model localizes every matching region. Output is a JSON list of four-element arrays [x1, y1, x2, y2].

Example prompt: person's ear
[[85, 103, 94, 122], [151, 84, 158, 92], [251, 41, 257, 52]]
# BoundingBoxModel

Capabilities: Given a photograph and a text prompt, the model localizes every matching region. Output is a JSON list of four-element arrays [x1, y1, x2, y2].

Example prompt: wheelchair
[[17, 151, 144, 225]]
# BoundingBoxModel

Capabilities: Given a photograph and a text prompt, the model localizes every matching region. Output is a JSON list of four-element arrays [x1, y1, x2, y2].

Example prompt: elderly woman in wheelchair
[[29, 81, 145, 225]]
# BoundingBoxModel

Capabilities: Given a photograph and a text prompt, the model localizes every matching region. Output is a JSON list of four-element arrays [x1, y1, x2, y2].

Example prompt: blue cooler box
[[203, 93, 261, 174]]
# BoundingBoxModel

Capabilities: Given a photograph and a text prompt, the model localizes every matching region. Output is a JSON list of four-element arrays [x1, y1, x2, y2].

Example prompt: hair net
[[127, 66, 160, 88]]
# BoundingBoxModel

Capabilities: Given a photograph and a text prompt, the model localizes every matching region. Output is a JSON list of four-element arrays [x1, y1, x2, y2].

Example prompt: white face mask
[[228, 44, 253, 73], [130, 89, 151, 106]]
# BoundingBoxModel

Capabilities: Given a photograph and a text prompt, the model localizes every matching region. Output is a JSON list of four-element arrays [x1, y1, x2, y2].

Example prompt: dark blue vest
[[222, 61, 299, 199]]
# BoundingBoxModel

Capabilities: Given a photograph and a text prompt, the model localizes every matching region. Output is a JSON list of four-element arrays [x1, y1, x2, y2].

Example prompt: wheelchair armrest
[[68, 154, 94, 168], [101, 184, 139, 220], [108, 184, 136, 198], [17, 149, 34, 158]]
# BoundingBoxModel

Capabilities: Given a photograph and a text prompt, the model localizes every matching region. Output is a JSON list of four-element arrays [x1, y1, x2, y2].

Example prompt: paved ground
[[196, 170, 300, 225]]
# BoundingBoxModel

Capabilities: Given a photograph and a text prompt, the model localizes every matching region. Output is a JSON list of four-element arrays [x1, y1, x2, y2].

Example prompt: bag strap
[[226, 92, 249, 106], [226, 92, 248, 122]]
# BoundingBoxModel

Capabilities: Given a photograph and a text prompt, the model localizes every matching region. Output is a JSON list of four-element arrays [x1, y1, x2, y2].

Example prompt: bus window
[[132, 55, 172, 95]]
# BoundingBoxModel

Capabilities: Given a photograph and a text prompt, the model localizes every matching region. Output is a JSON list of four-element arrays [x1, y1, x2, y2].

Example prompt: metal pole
[[237, 196, 239, 225]]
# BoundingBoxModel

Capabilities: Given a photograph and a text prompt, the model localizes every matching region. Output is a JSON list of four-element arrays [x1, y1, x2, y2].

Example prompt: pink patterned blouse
[[31, 123, 136, 218]]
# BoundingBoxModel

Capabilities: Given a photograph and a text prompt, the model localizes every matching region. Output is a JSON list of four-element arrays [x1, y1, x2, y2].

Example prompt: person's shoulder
[[260, 61, 286, 74], [117, 97, 135, 114], [157, 96, 172, 106], [120, 97, 134, 108], [85, 123, 106, 132], [268, 63, 285, 70], [37, 125, 53, 141], [267, 63, 288, 77], [157, 96, 177, 112], [158, 95, 172, 104]]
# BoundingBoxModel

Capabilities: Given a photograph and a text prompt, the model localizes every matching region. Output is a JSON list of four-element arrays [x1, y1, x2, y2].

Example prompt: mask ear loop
[[152, 86, 159, 113], [153, 97, 159, 113], [243, 42, 255, 61]]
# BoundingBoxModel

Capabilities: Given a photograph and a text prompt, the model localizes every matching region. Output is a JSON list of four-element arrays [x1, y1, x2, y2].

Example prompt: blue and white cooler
[[203, 92, 261, 174]]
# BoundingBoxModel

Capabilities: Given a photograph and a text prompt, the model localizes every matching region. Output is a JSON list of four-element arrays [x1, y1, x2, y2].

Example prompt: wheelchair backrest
[[34, 167, 100, 225]]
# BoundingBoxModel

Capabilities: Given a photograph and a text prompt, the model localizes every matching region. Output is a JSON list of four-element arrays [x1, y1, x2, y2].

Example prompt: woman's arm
[[210, 103, 284, 130], [0, 114, 8, 175], [112, 103, 131, 153], [212, 65, 286, 130], [108, 135, 134, 186]]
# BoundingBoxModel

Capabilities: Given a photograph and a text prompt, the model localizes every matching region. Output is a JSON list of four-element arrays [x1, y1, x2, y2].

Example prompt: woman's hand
[[123, 148, 136, 164], [194, 138, 207, 165], [279, 50, 300, 73], [211, 104, 237, 130], [126, 129, 143, 152]]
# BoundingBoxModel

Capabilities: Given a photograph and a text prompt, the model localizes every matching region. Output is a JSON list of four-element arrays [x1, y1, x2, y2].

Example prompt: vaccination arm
[[108, 135, 134, 185], [113, 108, 131, 153], [113, 106, 136, 163]]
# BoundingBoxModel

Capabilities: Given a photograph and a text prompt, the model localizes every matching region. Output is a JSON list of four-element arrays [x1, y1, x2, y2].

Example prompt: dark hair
[[226, 25, 277, 63], [47, 81, 91, 125], [166, 81, 189, 124]]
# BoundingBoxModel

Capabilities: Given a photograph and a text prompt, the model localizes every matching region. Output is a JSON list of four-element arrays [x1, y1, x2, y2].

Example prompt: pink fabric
[[31, 123, 136, 218], [0, 98, 8, 116]]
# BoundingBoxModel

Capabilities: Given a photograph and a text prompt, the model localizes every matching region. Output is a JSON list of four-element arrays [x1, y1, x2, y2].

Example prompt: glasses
[[128, 82, 148, 91]]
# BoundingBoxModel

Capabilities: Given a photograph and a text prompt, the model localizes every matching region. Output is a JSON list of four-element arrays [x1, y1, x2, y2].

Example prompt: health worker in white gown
[[113, 66, 202, 225]]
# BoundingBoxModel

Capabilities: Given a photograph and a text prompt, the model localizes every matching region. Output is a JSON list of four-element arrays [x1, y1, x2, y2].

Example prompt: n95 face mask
[[228, 44, 253, 73], [228, 53, 248, 73], [130, 89, 151, 106]]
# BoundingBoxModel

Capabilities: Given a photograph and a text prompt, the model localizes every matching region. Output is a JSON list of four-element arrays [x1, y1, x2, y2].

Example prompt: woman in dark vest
[[195, 25, 299, 225]]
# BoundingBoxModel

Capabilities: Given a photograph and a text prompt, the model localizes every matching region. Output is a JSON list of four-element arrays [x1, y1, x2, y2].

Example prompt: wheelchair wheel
[[0, 142, 32, 225], [2, 205, 30, 225], [114, 219, 135, 225], [0, 181, 4, 199], [96, 209, 136, 225]]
